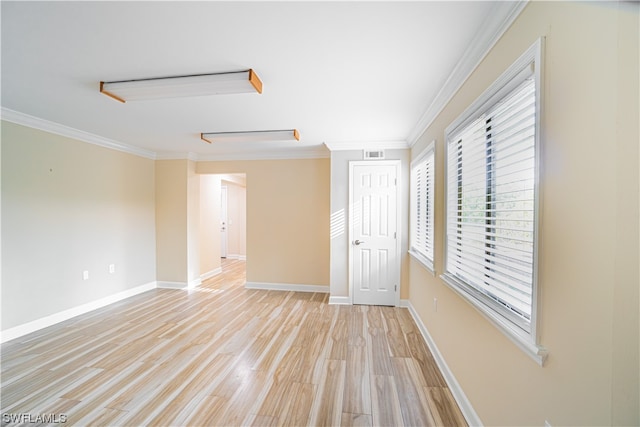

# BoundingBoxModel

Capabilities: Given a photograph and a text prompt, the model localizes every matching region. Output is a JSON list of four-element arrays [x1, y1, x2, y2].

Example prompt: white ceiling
[[1, 1, 521, 160]]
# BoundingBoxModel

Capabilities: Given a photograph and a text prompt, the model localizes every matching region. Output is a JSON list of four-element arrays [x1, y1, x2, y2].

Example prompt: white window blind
[[446, 74, 537, 333], [410, 143, 435, 270]]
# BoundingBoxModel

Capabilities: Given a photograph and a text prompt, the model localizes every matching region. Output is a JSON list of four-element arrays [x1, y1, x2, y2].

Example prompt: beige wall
[[187, 160, 200, 284], [155, 159, 202, 286], [1, 121, 157, 330], [409, 2, 639, 425], [197, 159, 330, 287], [155, 159, 188, 284]]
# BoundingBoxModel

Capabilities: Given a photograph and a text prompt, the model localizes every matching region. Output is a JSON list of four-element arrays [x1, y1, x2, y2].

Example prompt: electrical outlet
[[82, 270, 89, 280], [109, 264, 115, 274]]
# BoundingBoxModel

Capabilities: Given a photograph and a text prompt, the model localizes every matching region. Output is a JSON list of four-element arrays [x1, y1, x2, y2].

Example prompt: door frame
[[348, 160, 402, 306], [220, 185, 228, 258]]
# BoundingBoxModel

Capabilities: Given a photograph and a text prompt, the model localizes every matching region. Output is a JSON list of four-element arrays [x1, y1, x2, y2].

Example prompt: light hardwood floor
[[1, 259, 466, 426]]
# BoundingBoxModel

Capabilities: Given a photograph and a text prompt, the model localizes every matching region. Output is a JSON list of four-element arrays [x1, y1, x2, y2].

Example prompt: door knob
[[354, 240, 365, 245]]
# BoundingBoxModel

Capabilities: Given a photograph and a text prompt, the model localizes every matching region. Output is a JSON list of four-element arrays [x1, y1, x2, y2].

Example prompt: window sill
[[440, 273, 548, 366], [409, 249, 434, 275]]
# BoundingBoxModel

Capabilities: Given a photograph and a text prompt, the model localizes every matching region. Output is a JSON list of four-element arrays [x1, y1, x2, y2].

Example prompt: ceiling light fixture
[[100, 69, 262, 103], [200, 129, 300, 144]]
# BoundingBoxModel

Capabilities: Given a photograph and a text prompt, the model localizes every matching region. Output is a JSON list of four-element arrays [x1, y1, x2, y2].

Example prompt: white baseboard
[[245, 282, 329, 293], [200, 267, 222, 281], [225, 254, 246, 261], [1, 281, 156, 343], [188, 278, 202, 289], [404, 300, 483, 427], [328, 296, 351, 305], [156, 281, 187, 289]]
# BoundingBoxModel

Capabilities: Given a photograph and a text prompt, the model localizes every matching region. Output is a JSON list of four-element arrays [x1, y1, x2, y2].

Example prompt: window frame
[[409, 140, 436, 273], [442, 38, 547, 365]]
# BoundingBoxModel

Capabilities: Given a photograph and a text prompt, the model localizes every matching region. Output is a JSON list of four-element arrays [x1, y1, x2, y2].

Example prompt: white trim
[[244, 282, 329, 293], [441, 274, 547, 366], [403, 300, 484, 427], [441, 38, 546, 365], [225, 254, 247, 261], [188, 278, 202, 289], [156, 281, 188, 289], [221, 186, 229, 258], [445, 40, 541, 137], [0, 107, 157, 159], [409, 140, 436, 273], [328, 296, 352, 305], [531, 37, 545, 348], [408, 249, 434, 275], [411, 140, 436, 164], [200, 267, 223, 281], [407, 1, 529, 147], [0, 108, 329, 161], [0, 281, 156, 343]]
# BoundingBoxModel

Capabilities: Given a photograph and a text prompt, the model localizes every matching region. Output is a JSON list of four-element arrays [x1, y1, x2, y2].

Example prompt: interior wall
[[1, 121, 157, 330], [197, 158, 330, 287], [612, 3, 640, 422], [155, 159, 202, 287], [186, 160, 200, 285], [329, 149, 410, 300], [155, 159, 188, 285], [408, 2, 639, 425]]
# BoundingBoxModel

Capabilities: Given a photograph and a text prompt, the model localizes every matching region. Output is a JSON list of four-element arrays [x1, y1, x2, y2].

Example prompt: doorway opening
[[199, 173, 246, 282], [218, 174, 246, 262]]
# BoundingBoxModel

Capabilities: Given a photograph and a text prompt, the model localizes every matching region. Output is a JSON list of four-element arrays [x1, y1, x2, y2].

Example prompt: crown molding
[[1, 107, 158, 159], [406, 0, 529, 147], [323, 140, 409, 152], [1, 108, 330, 161]]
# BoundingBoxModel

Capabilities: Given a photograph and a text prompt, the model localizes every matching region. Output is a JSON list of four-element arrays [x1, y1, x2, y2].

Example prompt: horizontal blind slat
[[446, 75, 536, 326]]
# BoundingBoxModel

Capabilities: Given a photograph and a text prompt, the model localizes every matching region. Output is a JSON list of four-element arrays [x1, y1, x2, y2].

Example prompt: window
[[442, 39, 546, 364], [410, 141, 435, 272]]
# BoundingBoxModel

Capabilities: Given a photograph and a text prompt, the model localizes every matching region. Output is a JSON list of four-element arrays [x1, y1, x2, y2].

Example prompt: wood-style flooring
[[1, 259, 466, 426]]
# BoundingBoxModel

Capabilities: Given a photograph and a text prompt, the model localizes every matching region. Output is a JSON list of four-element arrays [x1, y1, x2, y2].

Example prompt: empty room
[[1, 1, 638, 426]]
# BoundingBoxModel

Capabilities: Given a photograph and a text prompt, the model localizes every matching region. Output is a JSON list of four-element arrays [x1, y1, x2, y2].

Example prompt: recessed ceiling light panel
[[100, 69, 262, 103]]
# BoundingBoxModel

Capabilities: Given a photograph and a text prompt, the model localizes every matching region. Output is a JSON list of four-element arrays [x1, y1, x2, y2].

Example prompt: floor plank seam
[[1, 259, 467, 427]]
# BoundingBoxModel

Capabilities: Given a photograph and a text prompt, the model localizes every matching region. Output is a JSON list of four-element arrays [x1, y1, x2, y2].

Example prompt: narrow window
[[410, 141, 435, 272]]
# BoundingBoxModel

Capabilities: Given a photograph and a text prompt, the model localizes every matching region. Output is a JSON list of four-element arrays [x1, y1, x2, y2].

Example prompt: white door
[[350, 161, 400, 306], [221, 185, 228, 258]]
